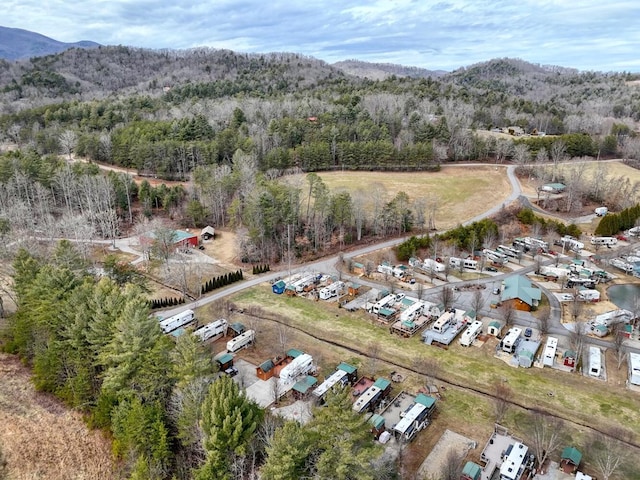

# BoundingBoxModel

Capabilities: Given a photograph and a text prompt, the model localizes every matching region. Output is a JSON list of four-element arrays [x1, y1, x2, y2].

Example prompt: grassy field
[[228, 284, 640, 477], [287, 166, 512, 230]]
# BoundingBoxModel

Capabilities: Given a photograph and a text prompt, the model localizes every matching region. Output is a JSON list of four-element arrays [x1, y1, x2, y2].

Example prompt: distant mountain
[[333, 59, 446, 80], [0, 26, 99, 60]]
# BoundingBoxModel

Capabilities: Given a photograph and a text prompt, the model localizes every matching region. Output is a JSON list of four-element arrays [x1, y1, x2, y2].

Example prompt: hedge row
[[201, 270, 244, 295]]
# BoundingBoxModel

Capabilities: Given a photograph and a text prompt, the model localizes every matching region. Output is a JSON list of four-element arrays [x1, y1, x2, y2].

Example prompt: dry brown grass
[[287, 166, 512, 230], [0, 353, 118, 480]]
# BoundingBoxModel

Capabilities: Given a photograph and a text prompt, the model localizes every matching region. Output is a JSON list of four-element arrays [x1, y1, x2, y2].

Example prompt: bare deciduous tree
[[569, 322, 587, 370], [440, 447, 466, 480], [536, 306, 551, 336], [470, 289, 486, 315], [588, 428, 630, 480], [526, 411, 565, 474], [437, 286, 456, 311], [612, 322, 627, 370], [367, 341, 382, 376], [500, 302, 516, 328]]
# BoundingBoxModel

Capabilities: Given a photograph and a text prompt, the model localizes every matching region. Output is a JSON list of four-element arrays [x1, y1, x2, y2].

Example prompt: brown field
[[287, 166, 512, 230], [0, 353, 118, 480]]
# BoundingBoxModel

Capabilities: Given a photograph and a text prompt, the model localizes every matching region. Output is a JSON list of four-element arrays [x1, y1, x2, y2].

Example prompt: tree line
[[1, 240, 389, 479]]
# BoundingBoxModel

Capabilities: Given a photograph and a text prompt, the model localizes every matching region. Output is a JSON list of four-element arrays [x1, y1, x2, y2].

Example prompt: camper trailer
[[226, 329, 255, 353], [400, 301, 425, 323], [432, 310, 455, 333], [193, 319, 227, 342], [159, 309, 196, 334], [497, 245, 521, 259], [501, 327, 522, 354], [590, 236, 617, 247], [595, 207, 608, 217], [483, 249, 508, 265], [450, 257, 478, 270], [589, 346, 602, 377], [559, 235, 584, 252], [543, 337, 558, 367], [377, 263, 394, 276], [370, 294, 397, 314], [319, 281, 344, 300], [459, 320, 483, 347], [279, 353, 314, 384], [423, 258, 445, 272]]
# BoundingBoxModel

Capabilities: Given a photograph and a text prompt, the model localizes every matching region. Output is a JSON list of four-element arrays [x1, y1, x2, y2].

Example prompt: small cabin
[[201, 225, 215, 240], [272, 280, 286, 294], [369, 414, 386, 439], [256, 359, 276, 381], [487, 320, 504, 337], [460, 461, 482, 480]]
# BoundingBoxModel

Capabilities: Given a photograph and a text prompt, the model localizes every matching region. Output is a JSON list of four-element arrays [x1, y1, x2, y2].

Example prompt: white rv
[[589, 346, 601, 377], [502, 327, 522, 354], [590, 236, 617, 246], [319, 281, 344, 300], [459, 320, 483, 347], [279, 353, 314, 384], [543, 337, 558, 367], [559, 235, 584, 252], [371, 294, 397, 314], [497, 245, 520, 259], [159, 309, 196, 334], [400, 301, 424, 323], [483, 249, 508, 265], [193, 318, 227, 342], [423, 258, 445, 272], [594, 207, 608, 217], [226, 329, 255, 353], [432, 310, 455, 333]]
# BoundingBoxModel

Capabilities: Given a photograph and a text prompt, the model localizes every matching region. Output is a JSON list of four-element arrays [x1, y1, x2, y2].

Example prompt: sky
[[4, 0, 640, 72]]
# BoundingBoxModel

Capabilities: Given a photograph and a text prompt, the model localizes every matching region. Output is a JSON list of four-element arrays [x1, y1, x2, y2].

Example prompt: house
[[200, 225, 215, 240], [487, 319, 504, 337], [563, 349, 577, 368], [460, 461, 482, 480], [292, 375, 318, 400], [272, 280, 286, 295], [140, 229, 199, 251], [500, 276, 542, 312], [560, 446, 582, 474]]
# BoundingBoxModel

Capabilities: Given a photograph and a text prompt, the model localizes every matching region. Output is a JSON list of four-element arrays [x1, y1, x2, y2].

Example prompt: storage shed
[[369, 414, 386, 439], [228, 322, 246, 337], [560, 446, 582, 474], [563, 349, 577, 368], [487, 319, 504, 337], [272, 280, 286, 294], [256, 359, 276, 381], [201, 226, 215, 240]]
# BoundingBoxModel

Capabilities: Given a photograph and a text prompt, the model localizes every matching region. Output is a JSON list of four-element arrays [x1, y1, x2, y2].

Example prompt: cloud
[[3, 0, 640, 71]]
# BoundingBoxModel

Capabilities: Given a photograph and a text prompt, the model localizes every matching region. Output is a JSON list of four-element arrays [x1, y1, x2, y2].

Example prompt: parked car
[[492, 287, 500, 295], [198, 245, 205, 250], [485, 266, 498, 272], [225, 366, 239, 377], [616, 234, 628, 241], [524, 328, 533, 338]]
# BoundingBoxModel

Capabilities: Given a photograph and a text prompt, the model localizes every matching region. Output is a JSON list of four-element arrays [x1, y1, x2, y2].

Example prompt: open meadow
[[286, 166, 512, 230]]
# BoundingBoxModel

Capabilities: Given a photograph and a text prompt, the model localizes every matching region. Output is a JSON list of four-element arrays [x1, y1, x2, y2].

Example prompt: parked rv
[[193, 318, 227, 342], [159, 309, 196, 334], [226, 329, 255, 353], [594, 207, 608, 217], [590, 236, 617, 247]]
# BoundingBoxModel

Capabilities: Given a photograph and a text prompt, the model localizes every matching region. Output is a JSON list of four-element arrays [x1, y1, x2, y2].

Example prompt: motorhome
[[589, 346, 601, 377], [159, 309, 195, 334], [313, 368, 350, 400], [459, 320, 483, 347], [501, 327, 522, 354], [193, 318, 227, 342], [226, 329, 255, 353], [499, 442, 530, 480]]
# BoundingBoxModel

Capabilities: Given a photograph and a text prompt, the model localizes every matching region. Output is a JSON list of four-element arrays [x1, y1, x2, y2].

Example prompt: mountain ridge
[[0, 25, 99, 60]]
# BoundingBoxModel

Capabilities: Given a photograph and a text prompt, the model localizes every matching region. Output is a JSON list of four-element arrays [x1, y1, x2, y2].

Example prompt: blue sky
[[4, 0, 640, 72]]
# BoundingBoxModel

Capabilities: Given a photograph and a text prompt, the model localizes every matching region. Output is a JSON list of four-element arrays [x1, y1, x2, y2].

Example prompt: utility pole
[[287, 223, 292, 279]]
